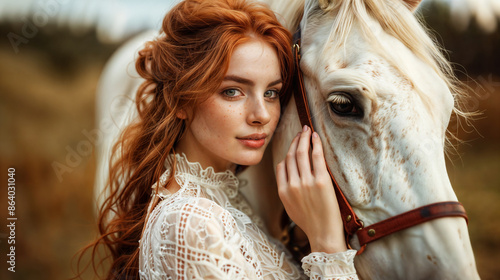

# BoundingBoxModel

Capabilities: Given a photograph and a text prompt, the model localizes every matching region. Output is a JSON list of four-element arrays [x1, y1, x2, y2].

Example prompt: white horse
[[94, 0, 480, 278], [268, 0, 479, 278]]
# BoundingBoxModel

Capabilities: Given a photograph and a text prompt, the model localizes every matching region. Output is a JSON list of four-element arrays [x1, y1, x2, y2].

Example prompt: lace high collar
[[152, 153, 239, 198]]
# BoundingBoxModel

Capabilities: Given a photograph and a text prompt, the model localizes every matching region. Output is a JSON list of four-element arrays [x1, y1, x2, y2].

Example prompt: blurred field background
[[0, 1, 499, 279]]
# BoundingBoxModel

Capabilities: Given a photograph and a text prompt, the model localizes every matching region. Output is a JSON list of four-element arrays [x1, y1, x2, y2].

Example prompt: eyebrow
[[223, 75, 282, 87]]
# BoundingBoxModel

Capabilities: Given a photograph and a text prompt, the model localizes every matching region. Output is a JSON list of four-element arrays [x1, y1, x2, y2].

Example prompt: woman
[[81, 0, 358, 279]]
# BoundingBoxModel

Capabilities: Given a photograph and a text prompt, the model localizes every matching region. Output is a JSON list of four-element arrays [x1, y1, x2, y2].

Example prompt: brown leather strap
[[292, 41, 364, 239], [357, 201, 468, 247]]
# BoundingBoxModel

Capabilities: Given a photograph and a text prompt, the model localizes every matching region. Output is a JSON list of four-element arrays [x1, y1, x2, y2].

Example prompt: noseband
[[291, 29, 468, 255]]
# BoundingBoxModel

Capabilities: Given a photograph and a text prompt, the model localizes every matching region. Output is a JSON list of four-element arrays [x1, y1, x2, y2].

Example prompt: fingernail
[[313, 132, 319, 138], [303, 125, 308, 132]]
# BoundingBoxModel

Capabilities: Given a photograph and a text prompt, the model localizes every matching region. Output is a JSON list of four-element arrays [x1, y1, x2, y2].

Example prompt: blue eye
[[264, 90, 278, 98], [223, 89, 241, 98]]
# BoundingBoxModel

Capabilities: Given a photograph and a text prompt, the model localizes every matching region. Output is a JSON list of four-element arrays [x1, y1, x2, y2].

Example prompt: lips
[[237, 133, 267, 149]]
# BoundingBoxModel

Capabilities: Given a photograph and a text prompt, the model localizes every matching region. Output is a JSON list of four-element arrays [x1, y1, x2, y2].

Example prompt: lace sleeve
[[140, 197, 257, 279], [301, 250, 358, 280]]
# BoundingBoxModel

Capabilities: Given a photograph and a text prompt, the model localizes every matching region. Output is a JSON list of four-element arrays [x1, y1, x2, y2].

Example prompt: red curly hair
[[75, 0, 293, 278]]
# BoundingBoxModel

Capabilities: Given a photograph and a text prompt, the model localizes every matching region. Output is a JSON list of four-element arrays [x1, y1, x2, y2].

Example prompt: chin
[[233, 151, 265, 167]]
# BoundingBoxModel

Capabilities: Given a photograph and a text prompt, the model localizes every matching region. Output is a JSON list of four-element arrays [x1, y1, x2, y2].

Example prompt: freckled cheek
[[208, 108, 240, 139], [270, 104, 281, 127]]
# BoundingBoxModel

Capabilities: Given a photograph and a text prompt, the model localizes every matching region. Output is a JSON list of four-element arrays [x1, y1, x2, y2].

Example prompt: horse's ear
[[318, 0, 335, 12], [402, 0, 422, 12]]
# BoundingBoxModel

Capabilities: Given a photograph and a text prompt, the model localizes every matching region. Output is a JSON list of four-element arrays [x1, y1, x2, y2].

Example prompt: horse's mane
[[295, 0, 472, 148], [265, 0, 305, 31]]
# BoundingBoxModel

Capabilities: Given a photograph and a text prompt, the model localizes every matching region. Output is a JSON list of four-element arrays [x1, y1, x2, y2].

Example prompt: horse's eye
[[328, 93, 360, 116]]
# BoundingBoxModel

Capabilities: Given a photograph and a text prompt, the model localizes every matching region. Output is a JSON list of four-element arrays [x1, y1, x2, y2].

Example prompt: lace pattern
[[302, 251, 358, 280], [139, 153, 358, 279]]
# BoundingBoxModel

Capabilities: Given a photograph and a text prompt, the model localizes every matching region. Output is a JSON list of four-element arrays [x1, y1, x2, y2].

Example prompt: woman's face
[[177, 39, 282, 171]]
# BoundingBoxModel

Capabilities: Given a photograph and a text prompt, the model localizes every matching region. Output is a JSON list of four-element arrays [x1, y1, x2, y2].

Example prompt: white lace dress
[[139, 153, 358, 280]]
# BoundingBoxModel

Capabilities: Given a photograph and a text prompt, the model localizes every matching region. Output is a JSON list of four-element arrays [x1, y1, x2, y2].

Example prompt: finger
[[285, 132, 301, 184], [296, 125, 312, 179], [276, 160, 288, 189], [311, 131, 329, 176]]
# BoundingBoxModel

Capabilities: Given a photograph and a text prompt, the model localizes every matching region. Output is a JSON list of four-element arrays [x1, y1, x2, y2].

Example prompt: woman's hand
[[276, 125, 347, 254]]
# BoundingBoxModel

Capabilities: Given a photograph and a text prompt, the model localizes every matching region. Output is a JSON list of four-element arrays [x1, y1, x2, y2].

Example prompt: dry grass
[[0, 34, 111, 279], [448, 145, 500, 279]]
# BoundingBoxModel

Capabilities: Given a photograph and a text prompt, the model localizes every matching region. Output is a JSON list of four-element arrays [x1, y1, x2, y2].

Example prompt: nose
[[247, 96, 271, 126]]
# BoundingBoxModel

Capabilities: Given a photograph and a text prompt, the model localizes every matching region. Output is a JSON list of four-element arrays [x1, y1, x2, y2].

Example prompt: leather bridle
[[291, 29, 468, 255]]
